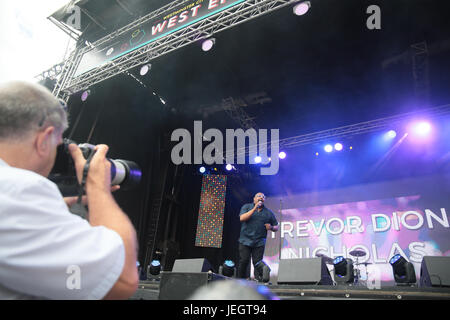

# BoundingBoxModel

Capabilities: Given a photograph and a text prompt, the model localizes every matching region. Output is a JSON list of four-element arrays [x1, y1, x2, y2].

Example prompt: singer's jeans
[[237, 243, 265, 279]]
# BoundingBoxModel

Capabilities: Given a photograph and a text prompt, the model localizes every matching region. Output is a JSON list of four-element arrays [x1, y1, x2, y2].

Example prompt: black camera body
[[50, 139, 142, 196]]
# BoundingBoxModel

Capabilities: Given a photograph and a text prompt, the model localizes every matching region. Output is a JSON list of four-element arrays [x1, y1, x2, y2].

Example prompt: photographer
[[0, 81, 138, 299]]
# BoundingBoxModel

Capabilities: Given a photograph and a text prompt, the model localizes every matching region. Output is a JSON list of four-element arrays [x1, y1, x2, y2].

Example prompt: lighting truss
[[52, 50, 81, 102], [411, 41, 430, 105], [231, 104, 450, 157], [221, 97, 259, 130], [54, 0, 302, 97], [34, 62, 65, 82]]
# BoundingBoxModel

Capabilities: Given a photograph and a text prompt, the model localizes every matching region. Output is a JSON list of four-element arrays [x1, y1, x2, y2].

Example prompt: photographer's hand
[[68, 143, 112, 193]]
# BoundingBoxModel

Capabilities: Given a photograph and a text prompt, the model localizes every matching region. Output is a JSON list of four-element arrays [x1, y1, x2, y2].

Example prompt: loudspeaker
[[420, 256, 450, 287], [277, 257, 333, 285], [159, 272, 226, 300], [172, 258, 214, 273]]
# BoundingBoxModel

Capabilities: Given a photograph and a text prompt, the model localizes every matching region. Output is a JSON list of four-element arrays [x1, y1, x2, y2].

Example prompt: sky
[[0, 0, 75, 83]]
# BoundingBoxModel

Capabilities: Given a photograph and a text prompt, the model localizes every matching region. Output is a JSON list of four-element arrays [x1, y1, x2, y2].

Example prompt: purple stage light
[[81, 90, 90, 102], [324, 144, 333, 153], [279, 151, 287, 159], [334, 143, 343, 151], [413, 121, 431, 136], [293, 1, 310, 16], [202, 38, 215, 52]]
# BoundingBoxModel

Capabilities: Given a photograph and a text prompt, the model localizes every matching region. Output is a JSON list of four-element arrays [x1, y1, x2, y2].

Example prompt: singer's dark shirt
[[239, 203, 278, 247]]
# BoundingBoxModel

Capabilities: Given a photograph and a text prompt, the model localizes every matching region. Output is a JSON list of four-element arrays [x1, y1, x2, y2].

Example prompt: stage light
[[220, 260, 236, 278], [349, 146, 353, 150], [324, 144, 333, 153], [334, 143, 343, 151], [333, 256, 354, 284], [202, 38, 216, 52], [279, 151, 287, 159], [140, 64, 151, 76], [293, 1, 310, 16], [199, 166, 206, 173], [149, 260, 161, 276], [315, 152, 319, 156], [389, 254, 416, 285], [81, 90, 90, 102], [254, 156, 262, 163], [412, 121, 432, 137], [254, 260, 271, 283], [225, 164, 233, 171], [386, 130, 397, 139]]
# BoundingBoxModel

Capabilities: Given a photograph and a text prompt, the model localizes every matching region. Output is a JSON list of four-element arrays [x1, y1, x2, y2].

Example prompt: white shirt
[[0, 158, 125, 299]]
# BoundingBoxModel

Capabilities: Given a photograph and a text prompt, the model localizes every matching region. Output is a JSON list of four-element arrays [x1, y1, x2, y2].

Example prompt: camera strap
[[73, 151, 96, 220]]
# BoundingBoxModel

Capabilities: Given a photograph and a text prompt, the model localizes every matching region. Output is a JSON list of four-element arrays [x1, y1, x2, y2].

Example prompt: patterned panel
[[195, 175, 227, 248]]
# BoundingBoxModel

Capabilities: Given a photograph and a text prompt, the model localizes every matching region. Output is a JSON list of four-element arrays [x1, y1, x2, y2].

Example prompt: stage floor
[[131, 278, 450, 300]]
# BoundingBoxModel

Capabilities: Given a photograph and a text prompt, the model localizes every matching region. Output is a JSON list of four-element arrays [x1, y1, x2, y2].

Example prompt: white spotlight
[[334, 143, 343, 151], [293, 1, 311, 16], [140, 64, 151, 76], [202, 38, 216, 52]]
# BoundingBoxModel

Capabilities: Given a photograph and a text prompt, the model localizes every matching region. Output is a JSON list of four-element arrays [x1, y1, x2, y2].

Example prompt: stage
[[131, 276, 450, 300]]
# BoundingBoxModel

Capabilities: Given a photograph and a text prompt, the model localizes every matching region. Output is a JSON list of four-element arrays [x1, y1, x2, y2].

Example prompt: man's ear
[[35, 126, 55, 156]]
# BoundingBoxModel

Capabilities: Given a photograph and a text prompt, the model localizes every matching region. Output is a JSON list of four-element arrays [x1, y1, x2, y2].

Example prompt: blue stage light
[[389, 254, 416, 285], [224, 260, 235, 268], [389, 254, 402, 265], [333, 256, 344, 264], [149, 260, 161, 276], [221, 260, 236, 277], [387, 130, 397, 139]]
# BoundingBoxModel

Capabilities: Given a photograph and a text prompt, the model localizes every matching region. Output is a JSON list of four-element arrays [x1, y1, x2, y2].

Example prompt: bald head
[[253, 192, 266, 205], [0, 81, 68, 141]]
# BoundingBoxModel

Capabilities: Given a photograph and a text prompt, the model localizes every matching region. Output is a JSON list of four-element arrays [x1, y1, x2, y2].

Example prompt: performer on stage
[[237, 192, 278, 279]]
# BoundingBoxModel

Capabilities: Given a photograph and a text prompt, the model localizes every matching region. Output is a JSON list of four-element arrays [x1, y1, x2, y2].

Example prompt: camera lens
[[110, 159, 142, 190]]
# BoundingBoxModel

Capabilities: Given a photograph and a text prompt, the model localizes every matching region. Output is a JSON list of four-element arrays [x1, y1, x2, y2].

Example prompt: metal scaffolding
[[231, 103, 450, 157], [221, 97, 259, 130], [53, 0, 300, 98], [411, 41, 430, 106]]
